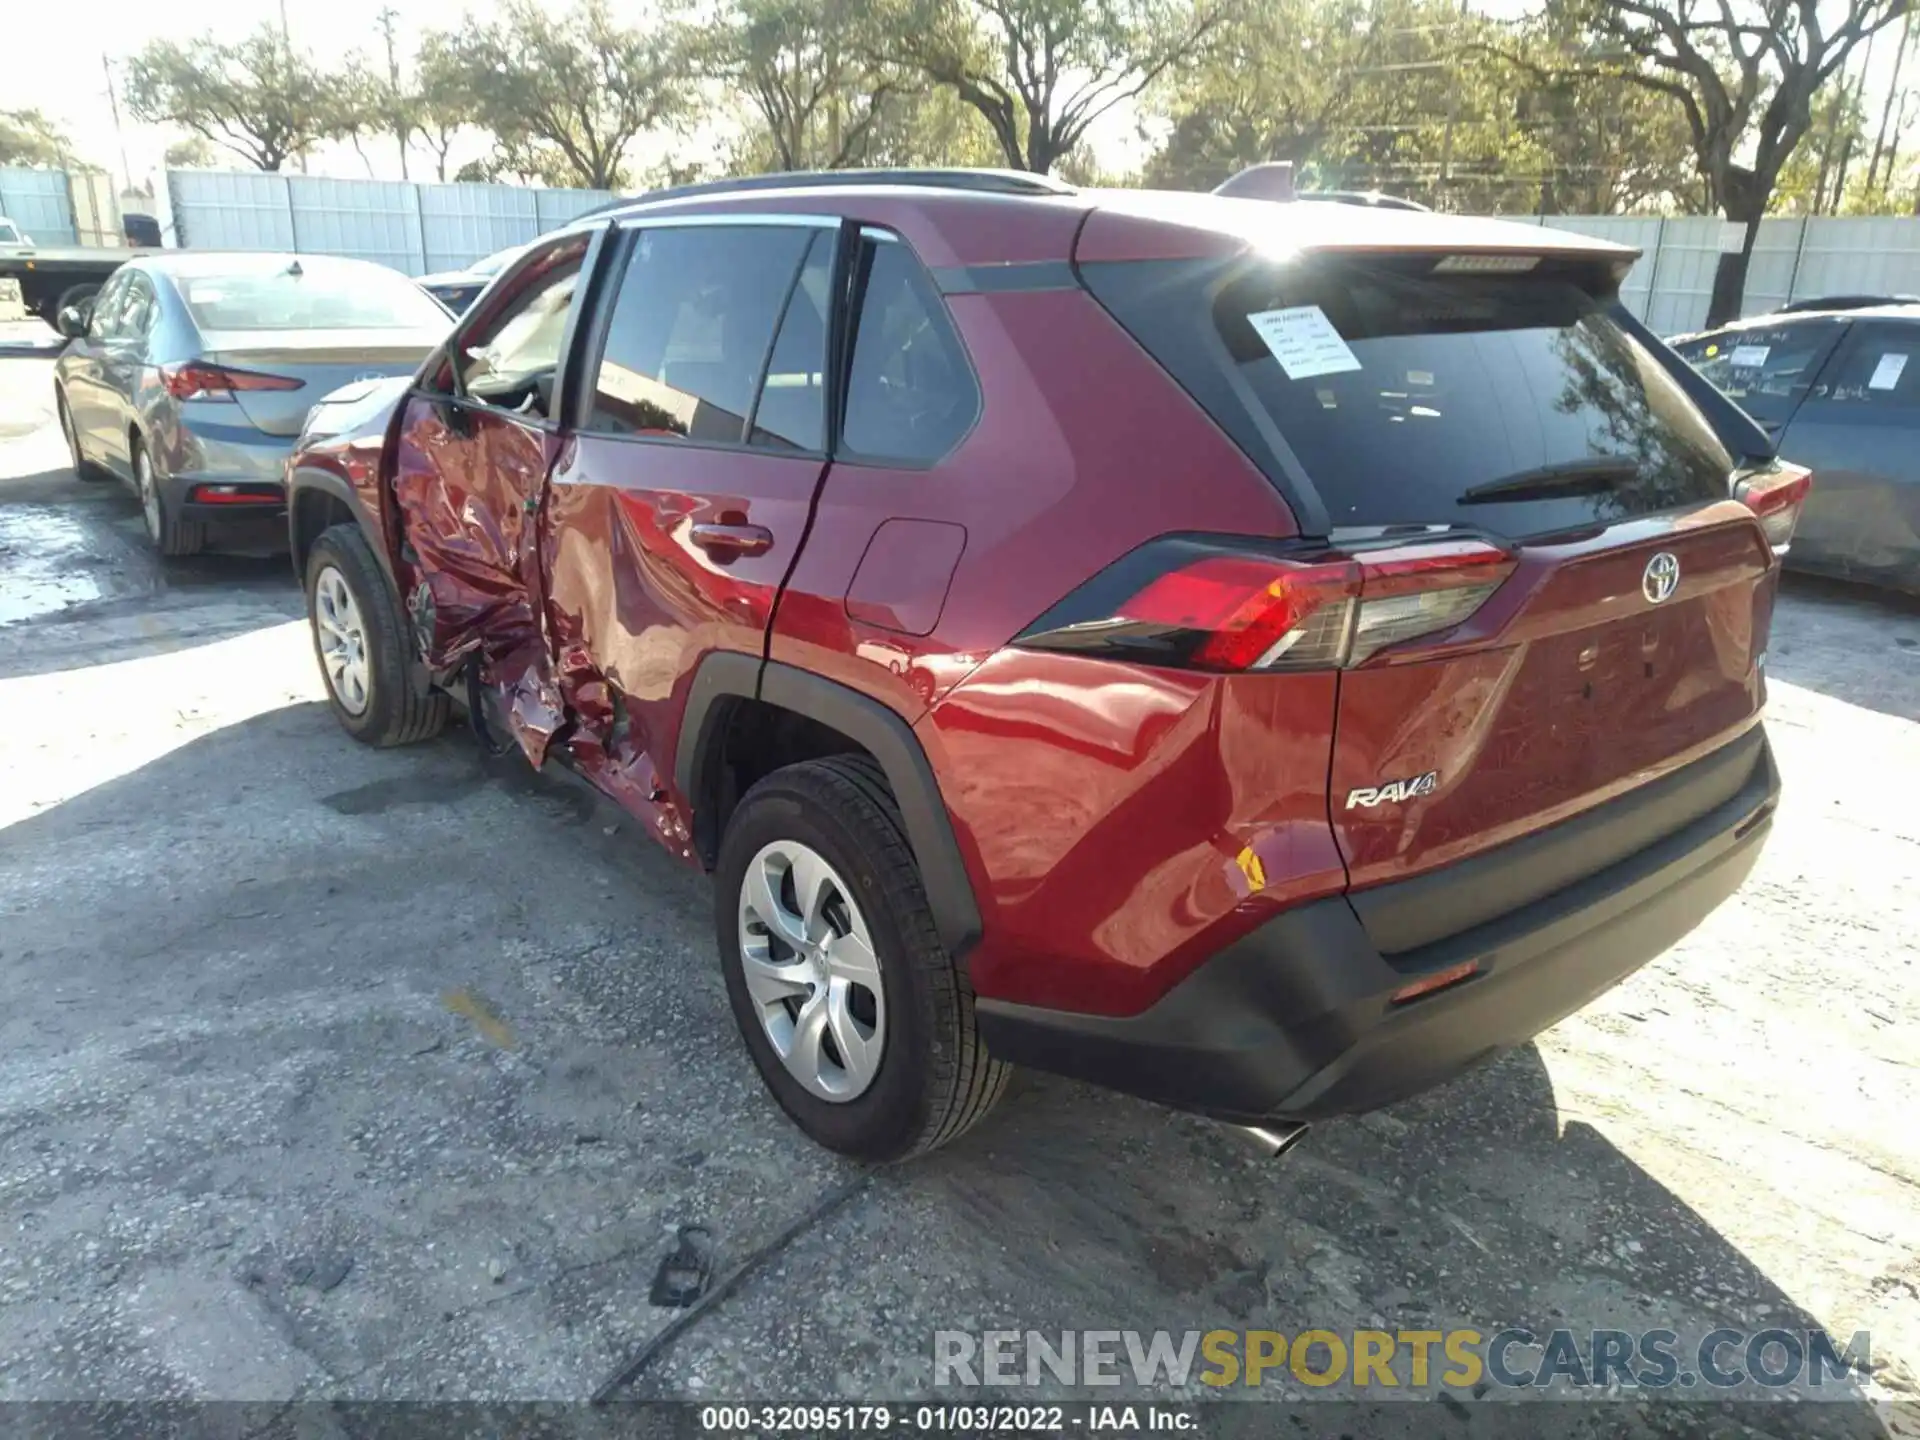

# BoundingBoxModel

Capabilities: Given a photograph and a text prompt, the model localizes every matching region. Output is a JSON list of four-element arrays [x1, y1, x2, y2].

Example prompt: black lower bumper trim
[[977, 732, 1780, 1123]]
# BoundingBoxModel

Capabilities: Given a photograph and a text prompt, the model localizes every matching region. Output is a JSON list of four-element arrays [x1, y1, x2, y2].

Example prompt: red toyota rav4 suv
[[287, 169, 1800, 1162]]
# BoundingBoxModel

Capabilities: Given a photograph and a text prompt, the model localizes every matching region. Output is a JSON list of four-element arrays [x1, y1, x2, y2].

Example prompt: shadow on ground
[[0, 705, 1890, 1436]]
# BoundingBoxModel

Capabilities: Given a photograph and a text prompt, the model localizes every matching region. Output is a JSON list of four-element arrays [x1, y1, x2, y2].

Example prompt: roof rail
[[583, 167, 1076, 221]]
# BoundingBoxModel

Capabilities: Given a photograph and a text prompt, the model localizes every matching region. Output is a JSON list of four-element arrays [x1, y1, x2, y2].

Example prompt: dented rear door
[[541, 219, 839, 849]]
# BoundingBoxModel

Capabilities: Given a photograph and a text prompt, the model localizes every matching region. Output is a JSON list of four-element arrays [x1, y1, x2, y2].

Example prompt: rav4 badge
[[1346, 771, 1440, 809]]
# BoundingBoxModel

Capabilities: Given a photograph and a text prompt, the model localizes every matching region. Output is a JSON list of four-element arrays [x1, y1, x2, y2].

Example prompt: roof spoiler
[[1212, 163, 1296, 202]]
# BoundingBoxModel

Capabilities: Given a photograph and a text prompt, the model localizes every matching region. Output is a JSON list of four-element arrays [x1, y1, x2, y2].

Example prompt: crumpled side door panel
[[390, 394, 567, 766]]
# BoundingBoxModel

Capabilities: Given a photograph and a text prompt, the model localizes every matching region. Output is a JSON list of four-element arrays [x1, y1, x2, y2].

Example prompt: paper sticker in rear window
[[1728, 344, 1771, 368], [1247, 305, 1362, 380], [1869, 352, 1909, 391]]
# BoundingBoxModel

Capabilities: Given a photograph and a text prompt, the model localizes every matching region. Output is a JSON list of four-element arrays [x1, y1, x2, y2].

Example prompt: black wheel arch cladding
[[678, 654, 983, 962]]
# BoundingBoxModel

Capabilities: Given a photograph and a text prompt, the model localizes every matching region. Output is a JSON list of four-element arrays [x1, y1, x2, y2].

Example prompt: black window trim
[[566, 211, 842, 461], [829, 223, 985, 473]]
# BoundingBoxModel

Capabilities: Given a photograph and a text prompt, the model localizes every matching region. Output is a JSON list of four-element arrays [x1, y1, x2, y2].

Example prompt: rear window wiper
[[1457, 456, 1640, 505]]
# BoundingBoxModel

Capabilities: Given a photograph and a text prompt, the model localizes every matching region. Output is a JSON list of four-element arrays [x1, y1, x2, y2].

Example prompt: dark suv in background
[[1672, 303, 1920, 592], [286, 169, 1797, 1161]]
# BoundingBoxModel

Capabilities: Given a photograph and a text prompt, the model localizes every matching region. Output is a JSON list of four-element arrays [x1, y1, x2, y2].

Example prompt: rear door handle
[[690, 522, 774, 559]]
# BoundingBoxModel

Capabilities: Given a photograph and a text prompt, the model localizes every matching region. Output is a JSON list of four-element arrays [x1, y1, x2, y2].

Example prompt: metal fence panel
[[1634, 216, 1725, 336], [168, 170, 295, 251], [534, 186, 615, 233], [1790, 216, 1920, 303], [417, 183, 541, 273], [287, 176, 424, 274], [1740, 217, 1806, 317], [0, 168, 76, 244]]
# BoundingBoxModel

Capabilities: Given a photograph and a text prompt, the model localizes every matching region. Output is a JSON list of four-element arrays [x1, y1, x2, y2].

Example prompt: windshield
[[1083, 255, 1734, 536], [179, 261, 451, 332]]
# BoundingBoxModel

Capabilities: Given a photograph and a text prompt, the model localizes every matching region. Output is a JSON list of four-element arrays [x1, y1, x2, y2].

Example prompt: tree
[[163, 136, 219, 169], [413, 33, 475, 182], [888, 0, 1232, 174], [1542, 0, 1912, 325], [424, 0, 689, 190], [0, 108, 70, 168], [124, 27, 357, 173], [720, 0, 903, 170]]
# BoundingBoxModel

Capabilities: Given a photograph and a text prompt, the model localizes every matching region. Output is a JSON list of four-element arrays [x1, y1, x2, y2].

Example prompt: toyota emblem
[[1642, 551, 1680, 604]]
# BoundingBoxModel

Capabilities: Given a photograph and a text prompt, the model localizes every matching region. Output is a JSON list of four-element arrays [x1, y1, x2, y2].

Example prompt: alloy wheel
[[313, 565, 372, 716], [737, 840, 886, 1102], [135, 448, 163, 544]]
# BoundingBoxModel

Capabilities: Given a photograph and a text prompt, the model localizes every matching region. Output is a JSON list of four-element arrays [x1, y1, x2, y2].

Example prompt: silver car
[[52, 253, 451, 556]]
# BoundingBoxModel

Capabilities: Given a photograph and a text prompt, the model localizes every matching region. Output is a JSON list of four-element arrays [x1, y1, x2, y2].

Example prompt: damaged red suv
[[287, 169, 1800, 1161]]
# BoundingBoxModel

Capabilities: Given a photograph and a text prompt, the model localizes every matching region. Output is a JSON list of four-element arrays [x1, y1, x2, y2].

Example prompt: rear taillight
[[158, 362, 304, 403], [1734, 462, 1813, 554], [1014, 537, 1514, 672]]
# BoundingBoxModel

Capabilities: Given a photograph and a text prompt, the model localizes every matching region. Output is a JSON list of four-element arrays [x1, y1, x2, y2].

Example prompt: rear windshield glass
[[1083, 256, 1733, 537], [1669, 320, 1847, 428], [180, 263, 450, 333]]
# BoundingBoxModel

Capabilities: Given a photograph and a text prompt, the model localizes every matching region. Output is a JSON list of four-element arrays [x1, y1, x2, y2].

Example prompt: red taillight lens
[[1015, 537, 1512, 672], [1117, 555, 1359, 669], [1734, 463, 1812, 553], [159, 362, 304, 402]]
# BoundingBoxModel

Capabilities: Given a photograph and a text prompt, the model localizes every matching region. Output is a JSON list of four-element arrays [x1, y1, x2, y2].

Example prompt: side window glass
[[750, 231, 833, 453], [120, 277, 156, 338], [456, 239, 587, 413], [87, 274, 127, 340], [1673, 320, 1845, 428], [840, 236, 979, 464], [1811, 324, 1919, 409], [588, 224, 813, 444]]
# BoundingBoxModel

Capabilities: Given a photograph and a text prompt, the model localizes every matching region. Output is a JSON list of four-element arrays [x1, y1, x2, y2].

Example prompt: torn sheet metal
[[390, 398, 566, 767]]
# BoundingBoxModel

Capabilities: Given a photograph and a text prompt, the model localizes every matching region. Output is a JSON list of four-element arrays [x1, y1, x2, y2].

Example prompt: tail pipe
[[1228, 1122, 1310, 1158]]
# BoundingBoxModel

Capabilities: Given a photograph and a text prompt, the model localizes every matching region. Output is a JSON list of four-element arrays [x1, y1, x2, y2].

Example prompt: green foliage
[[124, 27, 357, 173], [0, 109, 71, 168], [1144, 0, 1698, 213], [422, 0, 690, 190], [162, 136, 219, 169]]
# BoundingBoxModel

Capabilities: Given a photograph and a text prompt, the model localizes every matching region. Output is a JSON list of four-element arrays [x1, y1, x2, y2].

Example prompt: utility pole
[[380, 7, 409, 180], [102, 53, 134, 200], [1435, 0, 1472, 208]]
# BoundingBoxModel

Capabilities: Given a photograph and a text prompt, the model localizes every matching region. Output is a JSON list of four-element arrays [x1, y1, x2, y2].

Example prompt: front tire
[[132, 436, 205, 557], [305, 524, 448, 746], [715, 755, 1008, 1161]]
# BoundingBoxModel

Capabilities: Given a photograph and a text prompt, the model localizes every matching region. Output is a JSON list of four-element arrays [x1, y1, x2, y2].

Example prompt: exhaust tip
[[1229, 1122, 1310, 1158]]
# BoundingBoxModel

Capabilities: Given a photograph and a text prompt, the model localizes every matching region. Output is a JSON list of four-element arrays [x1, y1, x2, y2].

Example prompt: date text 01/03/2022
[[696, 1403, 1197, 1432]]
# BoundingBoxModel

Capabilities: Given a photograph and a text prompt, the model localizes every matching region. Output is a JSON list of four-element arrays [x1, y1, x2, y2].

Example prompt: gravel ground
[[0, 351, 1914, 1436]]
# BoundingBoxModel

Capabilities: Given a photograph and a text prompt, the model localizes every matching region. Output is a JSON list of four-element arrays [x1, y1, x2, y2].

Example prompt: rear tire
[[55, 388, 107, 482], [52, 283, 99, 320], [305, 524, 449, 747], [715, 754, 1009, 1161], [132, 436, 206, 557]]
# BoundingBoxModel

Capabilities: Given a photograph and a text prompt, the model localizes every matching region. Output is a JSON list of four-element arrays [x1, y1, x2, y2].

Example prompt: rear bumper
[[976, 730, 1780, 1123], [167, 420, 293, 520]]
